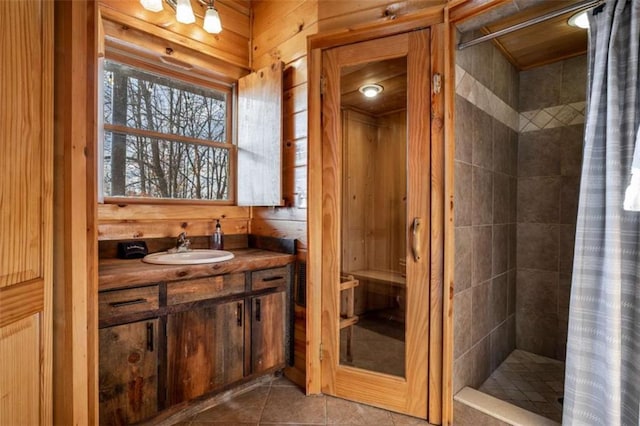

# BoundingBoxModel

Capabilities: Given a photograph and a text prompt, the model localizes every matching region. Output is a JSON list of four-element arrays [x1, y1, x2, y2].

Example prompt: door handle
[[255, 299, 261, 322], [411, 217, 422, 262], [237, 302, 243, 327], [146, 322, 154, 352]]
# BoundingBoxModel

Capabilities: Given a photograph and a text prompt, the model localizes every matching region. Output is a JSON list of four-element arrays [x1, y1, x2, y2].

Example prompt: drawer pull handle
[[262, 276, 284, 282], [146, 323, 154, 352], [255, 299, 261, 322], [109, 298, 146, 308], [237, 302, 243, 327]]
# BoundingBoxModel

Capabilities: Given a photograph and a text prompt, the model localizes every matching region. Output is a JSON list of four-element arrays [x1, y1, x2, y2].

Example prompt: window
[[101, 59, 233, 202]]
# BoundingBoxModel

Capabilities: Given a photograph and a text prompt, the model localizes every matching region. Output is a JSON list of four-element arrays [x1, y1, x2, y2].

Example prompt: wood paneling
[[0, 315, 41, 426], [238, 62, 284, 206], [54, 1, 97, 423], [98, 219, 250, 241], [0, 0, 44, 288], [98, 204, 249, 221], [0, 0, 53, 424], [482, 1, 588, 70], [102, 19, 247, 84], [251, 0, 319, 61], [447, 0, 511, 24], [428, 23, 445, 426], [99, 0, 251, 69], [98, 205, 251, 241], [443, 10, 456, 424], [0, 280, 44, 329], [250, 0, 318, 388], [318, 0, 445, 32]]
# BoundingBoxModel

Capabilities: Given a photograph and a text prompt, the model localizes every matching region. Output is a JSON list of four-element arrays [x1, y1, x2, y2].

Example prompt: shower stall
[[451, 14, 587, 423]]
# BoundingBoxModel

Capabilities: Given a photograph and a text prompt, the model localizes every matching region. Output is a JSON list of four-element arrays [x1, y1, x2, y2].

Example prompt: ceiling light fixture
[[140, 0, 164, 12], [568, 10, 589, 29], [140, 0, 222, 34], [359, 84, 384, 98]]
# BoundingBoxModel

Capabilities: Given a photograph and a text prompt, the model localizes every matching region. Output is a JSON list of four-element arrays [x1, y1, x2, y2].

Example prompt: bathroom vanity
[[98, 247, 294, 425]]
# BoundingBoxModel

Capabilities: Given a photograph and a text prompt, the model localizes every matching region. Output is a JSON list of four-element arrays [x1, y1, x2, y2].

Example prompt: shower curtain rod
[[457, 0, 605, 50]]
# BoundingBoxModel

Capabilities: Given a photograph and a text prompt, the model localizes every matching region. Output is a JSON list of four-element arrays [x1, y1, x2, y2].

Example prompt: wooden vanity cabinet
[[99, 319, 160, 425], [166, 299, 245, 405], [98, 261, 293, 424]]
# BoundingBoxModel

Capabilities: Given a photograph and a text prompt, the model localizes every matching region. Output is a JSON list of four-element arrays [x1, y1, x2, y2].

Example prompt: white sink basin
[[142, 249, 235, 265]]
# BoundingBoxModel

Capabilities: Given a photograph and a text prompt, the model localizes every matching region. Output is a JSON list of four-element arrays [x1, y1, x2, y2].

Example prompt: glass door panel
[[339, 57, 407, 378]]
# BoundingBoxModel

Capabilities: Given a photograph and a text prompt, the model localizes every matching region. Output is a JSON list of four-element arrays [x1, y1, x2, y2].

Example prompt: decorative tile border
[[455, 64, 520, 131], [455, 64, 587, 134], [519, 102, 585, 132]]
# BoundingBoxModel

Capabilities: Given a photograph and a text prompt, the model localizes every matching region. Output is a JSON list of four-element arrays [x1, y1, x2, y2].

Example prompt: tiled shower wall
[[516, 56, 586, 361], [453, 35, 519, 394]]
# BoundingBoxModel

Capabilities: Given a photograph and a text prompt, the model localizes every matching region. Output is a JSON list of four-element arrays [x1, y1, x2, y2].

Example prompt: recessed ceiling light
[[568, 10, 589, 29], [358, 84, 384, 98]]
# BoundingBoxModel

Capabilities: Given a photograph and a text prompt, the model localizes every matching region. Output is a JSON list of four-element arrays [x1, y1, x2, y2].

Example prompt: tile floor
[[174, 375, 436, 425], [478, 350, 565, 423]]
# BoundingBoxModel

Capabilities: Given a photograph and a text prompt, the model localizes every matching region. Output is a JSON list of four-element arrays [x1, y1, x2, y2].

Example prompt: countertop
[[99, 248, 295, 291]]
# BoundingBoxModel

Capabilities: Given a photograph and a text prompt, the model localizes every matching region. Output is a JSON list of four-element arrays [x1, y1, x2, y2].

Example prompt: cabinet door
[[99, 319, 159, 425], [167, 300, 244, 404], [251, 292, 286, 374]]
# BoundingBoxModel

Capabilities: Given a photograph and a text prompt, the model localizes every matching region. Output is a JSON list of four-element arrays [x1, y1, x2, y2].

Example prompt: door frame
[[307, 9, 446, 424]]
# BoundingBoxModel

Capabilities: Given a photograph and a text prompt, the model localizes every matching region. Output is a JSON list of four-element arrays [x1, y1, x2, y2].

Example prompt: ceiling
[[339, 1, 590, 115], [340, 57, 407, 116], [459, 0, 589, 70]]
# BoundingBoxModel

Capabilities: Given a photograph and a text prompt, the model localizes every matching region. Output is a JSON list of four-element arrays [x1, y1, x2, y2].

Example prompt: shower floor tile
[[478, 350, 565, 423]]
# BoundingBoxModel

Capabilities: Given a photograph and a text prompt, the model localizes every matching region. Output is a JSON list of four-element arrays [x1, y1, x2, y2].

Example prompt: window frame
[[98, 50, 237, 205]]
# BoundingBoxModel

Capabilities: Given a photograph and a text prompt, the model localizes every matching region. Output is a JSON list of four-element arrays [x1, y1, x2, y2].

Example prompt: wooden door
[[251, 292, 286, 374], [0, 0, 53, 424], [167, 300, 245, 404], [99, 319, 159, 425], [320, 29, 432, 418]]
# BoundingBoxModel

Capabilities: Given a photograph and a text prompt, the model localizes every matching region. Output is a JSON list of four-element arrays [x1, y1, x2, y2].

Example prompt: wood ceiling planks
[[481, 1, 588, 70]]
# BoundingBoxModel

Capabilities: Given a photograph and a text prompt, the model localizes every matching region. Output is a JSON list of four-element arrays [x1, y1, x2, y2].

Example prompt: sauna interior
[[0, 0, 595, 425]]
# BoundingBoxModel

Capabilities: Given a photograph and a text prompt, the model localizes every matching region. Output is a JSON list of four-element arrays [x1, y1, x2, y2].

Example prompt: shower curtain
[[563, 1, 640, 425]]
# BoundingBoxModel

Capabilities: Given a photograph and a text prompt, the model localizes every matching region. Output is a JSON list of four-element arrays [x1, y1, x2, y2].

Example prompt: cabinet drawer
[[167, 273, 245, 305], [252, 266, 290, 291], [99, 285, 159, 322]]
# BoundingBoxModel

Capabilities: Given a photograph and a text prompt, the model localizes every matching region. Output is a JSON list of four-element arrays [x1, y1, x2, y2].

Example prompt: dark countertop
[[99, 248, 295, 291]]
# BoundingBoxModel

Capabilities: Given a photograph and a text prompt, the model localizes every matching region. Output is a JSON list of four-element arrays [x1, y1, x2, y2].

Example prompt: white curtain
[[563, 1, 640, 425]]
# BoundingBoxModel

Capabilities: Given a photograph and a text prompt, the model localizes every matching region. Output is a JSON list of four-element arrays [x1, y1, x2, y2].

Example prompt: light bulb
[[358, 84, 383, 98], [568, 10, 589, 29], [176, 0, 196, 24], [203, 6, 222, 34], [363, 88, 378, 97], [140, 0, 163, 12]]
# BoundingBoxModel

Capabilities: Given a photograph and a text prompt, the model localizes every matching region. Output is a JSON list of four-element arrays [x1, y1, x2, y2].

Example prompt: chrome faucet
[[176, 232, 191, 252]]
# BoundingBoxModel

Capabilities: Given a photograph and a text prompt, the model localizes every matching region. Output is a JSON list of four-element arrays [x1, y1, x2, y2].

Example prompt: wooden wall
[[318, 0, 445, 32], [250, 0, 319, 387], [341, 109, 407, 275], [250, 0, 445, 390], [96, 0, 252, 241], [99, 0, 251, 70]]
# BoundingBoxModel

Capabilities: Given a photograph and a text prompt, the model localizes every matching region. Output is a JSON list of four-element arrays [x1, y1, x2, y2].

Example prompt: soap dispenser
[[211, 219, 224, 250]]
